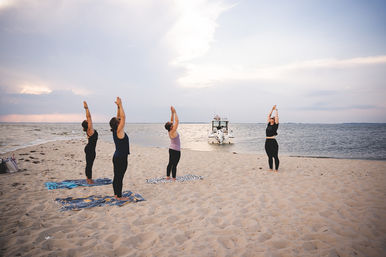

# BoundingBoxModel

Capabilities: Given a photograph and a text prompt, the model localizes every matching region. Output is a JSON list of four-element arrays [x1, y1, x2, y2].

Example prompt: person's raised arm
[[275, 108, 279, 124], [171, 106, 179, 132], [170, 106, 174, 123], [267, 105, 276, 123], [116, 100, 121, 120], [115, 97, 125, 139], [83, 101, 94, 136]]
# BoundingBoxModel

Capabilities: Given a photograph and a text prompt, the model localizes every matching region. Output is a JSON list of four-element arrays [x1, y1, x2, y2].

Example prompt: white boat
[[208, 115, 234, 144]]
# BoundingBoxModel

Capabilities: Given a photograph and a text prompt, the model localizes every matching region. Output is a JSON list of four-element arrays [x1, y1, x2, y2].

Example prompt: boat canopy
[[212, 120, 228, 130]]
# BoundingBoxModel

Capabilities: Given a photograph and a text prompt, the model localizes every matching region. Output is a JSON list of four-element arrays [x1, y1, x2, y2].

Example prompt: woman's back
[[113, 131, 130, 157], [169, 132, 180, 151]]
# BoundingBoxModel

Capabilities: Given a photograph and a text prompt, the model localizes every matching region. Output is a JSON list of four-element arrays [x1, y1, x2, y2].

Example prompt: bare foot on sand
[[86, 178, 94, 184], [268, 169, 273, 172], [172, 178, 176, 181], [115, 196, 130, 201], [166, 176, 171, 180]]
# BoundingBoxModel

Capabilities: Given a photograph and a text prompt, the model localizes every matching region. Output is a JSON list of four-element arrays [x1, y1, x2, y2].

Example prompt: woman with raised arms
[[265, 105, 280, 172], [82, 101, 98, 184], [109, 97, 130, 200], [164, 106, 181, 181]]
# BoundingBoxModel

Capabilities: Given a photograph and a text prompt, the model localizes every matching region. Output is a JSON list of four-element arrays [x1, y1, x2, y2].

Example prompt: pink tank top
[[169, 133, 180, 151]]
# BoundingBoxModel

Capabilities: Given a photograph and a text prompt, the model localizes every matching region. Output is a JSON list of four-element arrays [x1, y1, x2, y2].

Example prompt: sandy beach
[[1, 139, 386, 257]]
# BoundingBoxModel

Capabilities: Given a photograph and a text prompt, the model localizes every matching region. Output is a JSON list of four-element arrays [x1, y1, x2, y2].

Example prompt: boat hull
[[208, 136, 233, 144]]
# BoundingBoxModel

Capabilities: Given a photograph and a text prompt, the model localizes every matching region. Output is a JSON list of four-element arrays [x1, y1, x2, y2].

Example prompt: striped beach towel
[[146, 174, 203, 184], [55, 190, 145, 211], [45, 178, 112, 190]]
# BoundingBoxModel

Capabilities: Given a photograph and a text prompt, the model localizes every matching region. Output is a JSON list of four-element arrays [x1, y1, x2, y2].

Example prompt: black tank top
[[266, 123, 279, 137], [113, 131, 130, 158], [85, 130, 98, 151]]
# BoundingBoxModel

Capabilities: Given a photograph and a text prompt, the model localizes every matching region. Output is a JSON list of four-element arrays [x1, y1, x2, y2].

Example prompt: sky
[[0, 0, 385, 123]]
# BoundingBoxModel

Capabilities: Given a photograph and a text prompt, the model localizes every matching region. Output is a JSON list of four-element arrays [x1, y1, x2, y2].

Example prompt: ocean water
[[1, 123, 386, 160]]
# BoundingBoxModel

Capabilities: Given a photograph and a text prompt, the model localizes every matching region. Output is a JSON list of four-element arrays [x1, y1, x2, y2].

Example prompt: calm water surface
[[1, 123, 385, 160]]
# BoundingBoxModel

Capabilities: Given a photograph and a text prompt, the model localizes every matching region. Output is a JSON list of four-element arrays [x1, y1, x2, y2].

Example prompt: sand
[[0, 139, 386, 257]]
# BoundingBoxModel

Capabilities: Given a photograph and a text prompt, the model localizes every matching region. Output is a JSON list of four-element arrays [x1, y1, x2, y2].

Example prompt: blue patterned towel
[[146, 174, 203, 184], [45, 178, 112, 190], [55, 191, 145, 211]]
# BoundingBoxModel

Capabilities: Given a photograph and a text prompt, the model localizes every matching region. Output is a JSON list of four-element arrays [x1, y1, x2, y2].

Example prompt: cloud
[[300, 103, 379, 111], [20, 84, 52, 95], [71, 88, 92, 96], [177, 55, 386, 88], [278, 55, 386, 70], [0, 90, 84, 115], [0, 0, 13, 9], [164, 0, 235, 64], [0, 113, 84, 122], [0, 113, 109, 122], [0, 0, 180, 93]]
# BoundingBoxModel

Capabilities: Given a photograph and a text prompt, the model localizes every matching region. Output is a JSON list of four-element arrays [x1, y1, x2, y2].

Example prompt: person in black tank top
[[109, 97, 130, 200], [82, 101, 98, 184], [265, 105, 280, 172]]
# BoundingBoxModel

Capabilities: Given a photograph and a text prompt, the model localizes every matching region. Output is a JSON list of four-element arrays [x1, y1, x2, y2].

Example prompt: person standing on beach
[[265, 105, 279, 172], [82, 101, 98, 184], [164, 106, 181, 181], [110, 97, 130, 200]]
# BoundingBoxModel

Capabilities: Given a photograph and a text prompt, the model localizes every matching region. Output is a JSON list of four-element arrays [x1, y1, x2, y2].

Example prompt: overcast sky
[[0, 0, 385, 123]]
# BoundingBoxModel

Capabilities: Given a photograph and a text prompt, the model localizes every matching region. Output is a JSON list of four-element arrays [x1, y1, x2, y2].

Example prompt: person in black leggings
[[110, 97, 130, 200], [164, 106, 181, 181], [82, 101, 98, 184], [265, 105, 279, 172]]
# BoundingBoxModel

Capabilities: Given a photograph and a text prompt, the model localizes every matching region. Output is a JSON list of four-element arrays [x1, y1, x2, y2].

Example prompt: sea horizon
[[1, 121, 386, 125], [1, 123, 386, 160]]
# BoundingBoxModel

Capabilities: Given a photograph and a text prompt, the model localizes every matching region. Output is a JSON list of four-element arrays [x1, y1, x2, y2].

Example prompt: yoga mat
[[146, 174, 203, 184], [55, 190, 145, 211], [45, 178, 112, 190]]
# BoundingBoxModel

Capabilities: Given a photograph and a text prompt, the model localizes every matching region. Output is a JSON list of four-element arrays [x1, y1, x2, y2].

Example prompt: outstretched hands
[[272, 105, 277, 111], [115, 97, 122, 106], [171, 106, 176, 113], [83, 101, 88, 109]]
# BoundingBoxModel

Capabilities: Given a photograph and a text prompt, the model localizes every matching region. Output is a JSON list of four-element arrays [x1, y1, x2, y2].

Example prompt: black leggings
[[84, 146, 96, 179], [113, 156, 128, 198], [167, 149, 181, 178], [265, 139, 279, 170]]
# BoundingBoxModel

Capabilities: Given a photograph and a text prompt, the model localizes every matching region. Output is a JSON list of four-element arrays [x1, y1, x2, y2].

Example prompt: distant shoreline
[[2, 139, 385, 162], [1, 122, 386, 125]]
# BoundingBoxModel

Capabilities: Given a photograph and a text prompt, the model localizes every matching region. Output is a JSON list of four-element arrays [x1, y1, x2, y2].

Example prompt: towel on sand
[[45, 178, 112, 190], [146, 174, 203, 184], [55, 191, 145, 211]]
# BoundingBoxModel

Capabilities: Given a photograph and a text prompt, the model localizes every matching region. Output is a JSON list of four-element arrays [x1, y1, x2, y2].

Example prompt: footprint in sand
[[105, 234, 118, 244], [166, 215, 179, 224], [114, 245, 131, 256], [217, 236, 236, 249], [127, 232, 158, 250], [270, 240, 289, 249], [35, 226, 66, 244], [303, 241, 318, 251], [258, 232, 272, 242], [174, 234, 189, 244]]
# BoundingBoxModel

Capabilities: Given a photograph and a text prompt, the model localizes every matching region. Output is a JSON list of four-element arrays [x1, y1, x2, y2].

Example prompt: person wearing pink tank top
[[164, 106, 181, 181]]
